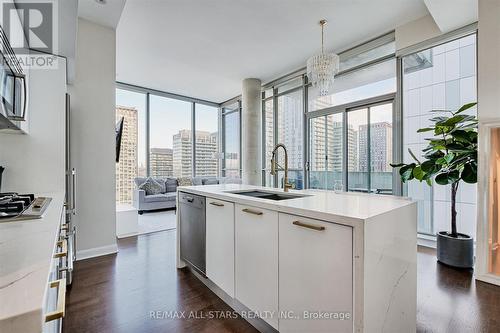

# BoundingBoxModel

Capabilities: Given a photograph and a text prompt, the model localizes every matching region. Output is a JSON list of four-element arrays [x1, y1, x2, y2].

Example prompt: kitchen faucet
[[270, 143, 292, 192]]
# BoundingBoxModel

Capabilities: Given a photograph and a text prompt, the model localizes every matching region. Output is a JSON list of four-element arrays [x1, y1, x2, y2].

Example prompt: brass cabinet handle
[[209, 202, 224, 207], [54, 239, 67, 258], [242, 208, 263, 216], [45, 278, 66, 322], [293, 220, 325, 231]]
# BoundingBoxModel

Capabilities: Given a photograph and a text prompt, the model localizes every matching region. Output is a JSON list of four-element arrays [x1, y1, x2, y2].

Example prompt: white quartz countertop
[[177, 184, 415, 223], [0, 192, 64, 332]]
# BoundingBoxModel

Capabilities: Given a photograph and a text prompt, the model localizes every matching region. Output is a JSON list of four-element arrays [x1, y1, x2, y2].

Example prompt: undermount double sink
[[226, 190, 309, 201]]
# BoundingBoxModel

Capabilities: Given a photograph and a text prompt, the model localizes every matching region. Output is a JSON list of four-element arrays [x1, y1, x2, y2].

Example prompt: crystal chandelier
[[306, 19, 339, 96]]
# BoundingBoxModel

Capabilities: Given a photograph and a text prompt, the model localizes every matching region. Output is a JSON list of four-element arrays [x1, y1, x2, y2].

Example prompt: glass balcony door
[[308, 99, 394, 194], [309, 113, 344, 190], [347, 102, 394, 194]]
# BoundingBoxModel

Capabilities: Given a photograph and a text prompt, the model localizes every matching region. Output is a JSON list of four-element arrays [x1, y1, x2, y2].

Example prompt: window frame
[[397, 26, 478, 238], [116, 82, 220, 179]]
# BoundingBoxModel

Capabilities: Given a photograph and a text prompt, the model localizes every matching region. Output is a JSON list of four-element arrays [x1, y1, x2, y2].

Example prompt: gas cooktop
[[0, 192, 52, 222]]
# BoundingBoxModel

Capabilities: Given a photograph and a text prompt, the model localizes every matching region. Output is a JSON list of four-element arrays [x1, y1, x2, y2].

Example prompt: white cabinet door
[[206, 197, 235, 297], [235, 204, 279, 330], [279, 213, 353, 333]]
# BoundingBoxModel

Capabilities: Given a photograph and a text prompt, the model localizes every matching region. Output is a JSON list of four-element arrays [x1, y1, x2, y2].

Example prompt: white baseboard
[[77, 243, 118, 261], [418, 234, 437, 249]]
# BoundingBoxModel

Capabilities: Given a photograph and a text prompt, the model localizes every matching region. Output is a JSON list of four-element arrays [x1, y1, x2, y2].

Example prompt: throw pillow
[[165, 178, 177, 192], [177, 177, 193, 186], [139, 177, 164, 195]]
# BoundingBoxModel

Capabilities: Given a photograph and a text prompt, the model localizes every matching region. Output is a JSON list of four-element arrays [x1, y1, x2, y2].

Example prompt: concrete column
[[241, 78, 262, 185]]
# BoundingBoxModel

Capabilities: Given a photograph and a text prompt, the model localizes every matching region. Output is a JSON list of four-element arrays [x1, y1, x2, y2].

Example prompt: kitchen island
[[176, 184, 417, 333]]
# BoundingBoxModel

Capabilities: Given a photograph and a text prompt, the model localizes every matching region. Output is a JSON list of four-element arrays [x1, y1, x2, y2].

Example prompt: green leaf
[[390, 163, 405, 168], [417, 127, 434, 133], [461, 163, 477, 184], [435, 171, 460, 185], [455, 102, 477, 114], [425, 178, 433, 186], [443, 115, 468, 126], [451, 130, 472, 143], [400, 163, 416, 182], [421, 160, 436, 173], [413, 166, 425, 181], [430, 116, 448, 123], [435, 173, 450, 185], [444, 153, 455, 163]]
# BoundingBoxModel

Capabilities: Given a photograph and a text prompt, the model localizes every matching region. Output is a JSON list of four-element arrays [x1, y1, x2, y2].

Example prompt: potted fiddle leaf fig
[[391, 102, 478, 268]]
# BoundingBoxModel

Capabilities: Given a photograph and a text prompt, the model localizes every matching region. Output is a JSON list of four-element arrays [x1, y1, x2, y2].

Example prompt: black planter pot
[[436, 231, 474, 268]]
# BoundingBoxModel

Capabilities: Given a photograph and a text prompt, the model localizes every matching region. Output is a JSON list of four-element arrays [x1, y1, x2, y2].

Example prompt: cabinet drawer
[[278, 213, 353, 332], [206, 198, 235, 297], [235, 204, 278, 329]]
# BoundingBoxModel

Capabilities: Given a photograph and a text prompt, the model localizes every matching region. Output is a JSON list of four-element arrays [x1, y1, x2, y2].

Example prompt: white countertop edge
[[0, 191, 65, 331], [177, 184, 415, 224]]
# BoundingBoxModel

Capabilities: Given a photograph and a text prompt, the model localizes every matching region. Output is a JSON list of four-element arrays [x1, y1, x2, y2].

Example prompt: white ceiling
[[116, 0, 430, 103], [424, 0, 477, 33], [78, 0, 126, 29]]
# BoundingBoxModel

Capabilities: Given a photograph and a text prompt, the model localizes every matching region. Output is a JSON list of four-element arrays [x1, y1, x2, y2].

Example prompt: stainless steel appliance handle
[[72, 226, 76, 261], [71, 168, 76, 215]]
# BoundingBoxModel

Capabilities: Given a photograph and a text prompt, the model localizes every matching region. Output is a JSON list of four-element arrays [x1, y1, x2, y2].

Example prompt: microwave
[[0, 57, 26, 121]]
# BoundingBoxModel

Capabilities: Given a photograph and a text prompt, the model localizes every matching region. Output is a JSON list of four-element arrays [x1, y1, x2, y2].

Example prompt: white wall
[[69, 18, 117, 258], [0, 58, 67, 193]]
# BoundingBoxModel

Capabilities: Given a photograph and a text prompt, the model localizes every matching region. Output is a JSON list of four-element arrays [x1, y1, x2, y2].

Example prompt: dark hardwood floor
[[63, 230, 500, 333]]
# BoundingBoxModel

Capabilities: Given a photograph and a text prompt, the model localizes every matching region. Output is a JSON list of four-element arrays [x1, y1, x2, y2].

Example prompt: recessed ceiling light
[[95, 0, 107, 4]]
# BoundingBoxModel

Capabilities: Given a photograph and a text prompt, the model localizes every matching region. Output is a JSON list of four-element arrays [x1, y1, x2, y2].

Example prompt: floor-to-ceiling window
[[149, 95, 192, 178], [221, 101, 241, 178], [262, 78, 305, 190], [115, 84, 221, 204], [277, 88, 304, 189], [401, 33, 477, 237], [195, 104, 219, 177], [115, 89, 147, 204]]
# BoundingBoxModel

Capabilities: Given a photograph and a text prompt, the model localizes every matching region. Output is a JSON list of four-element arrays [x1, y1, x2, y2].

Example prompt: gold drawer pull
[[54, 239, 67, 258], [293, 220, 325, 231], [45, 278, 66, 322], [242, 208, 263, 216], [209, 202, 224, 207]]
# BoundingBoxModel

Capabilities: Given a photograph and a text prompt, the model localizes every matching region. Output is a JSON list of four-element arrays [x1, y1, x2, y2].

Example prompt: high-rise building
[[277, 93, 303, 169], [150, 148, 173, 177], [358, 122, 393, 172], [172, 130, 218, 178], [115, 106, 138, 204], [195, 131, 219, 177]]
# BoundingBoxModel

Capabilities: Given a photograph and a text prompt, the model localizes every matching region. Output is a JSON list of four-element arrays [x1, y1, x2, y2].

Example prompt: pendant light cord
[[319, 19, 327, 54]]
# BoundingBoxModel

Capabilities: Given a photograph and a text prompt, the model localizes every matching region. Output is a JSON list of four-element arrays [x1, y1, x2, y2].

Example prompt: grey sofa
[[133, 176, 241, 213], [133, 177, 178, 214]]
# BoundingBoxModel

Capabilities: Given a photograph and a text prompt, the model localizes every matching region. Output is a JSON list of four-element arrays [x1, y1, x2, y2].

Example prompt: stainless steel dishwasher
[[179, 192, 206, 275]]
